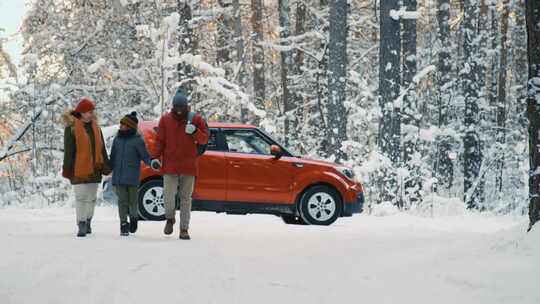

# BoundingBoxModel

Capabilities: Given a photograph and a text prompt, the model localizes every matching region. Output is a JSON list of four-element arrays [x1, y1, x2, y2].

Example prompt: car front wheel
[[299, 185, 342, 226], [138, 179, 166, 221]]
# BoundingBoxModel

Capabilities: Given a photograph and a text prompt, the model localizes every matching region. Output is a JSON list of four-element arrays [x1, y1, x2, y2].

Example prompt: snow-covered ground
[[1, 206, 539, 304]]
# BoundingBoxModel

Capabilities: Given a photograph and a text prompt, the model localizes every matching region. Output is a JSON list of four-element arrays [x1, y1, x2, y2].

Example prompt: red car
[[107, 121, 364, 226]]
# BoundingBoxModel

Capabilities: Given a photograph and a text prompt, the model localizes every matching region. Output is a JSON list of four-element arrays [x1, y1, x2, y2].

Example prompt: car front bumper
[[342, 192, 364, 216]]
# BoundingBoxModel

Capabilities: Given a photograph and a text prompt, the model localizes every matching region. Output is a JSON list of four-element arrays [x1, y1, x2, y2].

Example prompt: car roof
[[139, 120, 257, 130]]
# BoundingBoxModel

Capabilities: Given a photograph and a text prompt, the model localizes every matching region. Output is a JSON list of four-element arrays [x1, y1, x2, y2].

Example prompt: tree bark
[[488, 6, 499, 108], [378, 0, 401, 204], [279, 0, 295, 146], [402, 0, 419, 206], [232, 0, 248, 122], [462, 0, 483, 209], [327, 0, 348, 161], [378, 0, 401, 160], [216, 1, 232, 70], [496, 0, 510, 193], [250, 0, 265, 108], [435, 0, 453, 191], [291, 1, 306, 140], [177, 1, 195, 93], [526, 0, 540, 231]]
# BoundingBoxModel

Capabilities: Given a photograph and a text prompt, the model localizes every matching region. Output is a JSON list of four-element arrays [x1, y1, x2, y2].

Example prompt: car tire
[[281, 215, 307, 225], [138, 179, 166, 221], [299, 185, 342, 226]]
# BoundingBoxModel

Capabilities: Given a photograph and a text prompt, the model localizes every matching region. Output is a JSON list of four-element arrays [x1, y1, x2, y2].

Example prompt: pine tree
[[526, 0, 540, 231]]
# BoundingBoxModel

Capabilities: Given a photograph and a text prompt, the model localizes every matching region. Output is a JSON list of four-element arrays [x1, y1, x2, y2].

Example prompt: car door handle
[[230, 161, 242, 168]]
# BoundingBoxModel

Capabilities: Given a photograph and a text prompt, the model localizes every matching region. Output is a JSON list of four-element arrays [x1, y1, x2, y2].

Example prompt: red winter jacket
[[153, 111, 209, 176]]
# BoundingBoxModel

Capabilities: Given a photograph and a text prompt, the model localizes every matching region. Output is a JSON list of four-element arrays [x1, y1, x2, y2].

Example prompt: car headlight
[[336, 166, 356, 181]]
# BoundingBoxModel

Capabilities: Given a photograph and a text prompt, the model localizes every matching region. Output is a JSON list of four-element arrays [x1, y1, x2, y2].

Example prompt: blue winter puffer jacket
[[110, 132, 151, 186]]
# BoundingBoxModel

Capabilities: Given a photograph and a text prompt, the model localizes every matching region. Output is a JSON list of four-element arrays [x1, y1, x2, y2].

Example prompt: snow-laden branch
[[394, 65, 436, 108], [164, 54, 226, 77], [413, 65, 436, 84], [0, 92, 71, 162], [165, 54, 265, 118], [390, 7, 420, 20], [259, 31, 325, 53], [192, 76, 266, 118], [0, 146, 64, 161], [87, 58, 106, 73]]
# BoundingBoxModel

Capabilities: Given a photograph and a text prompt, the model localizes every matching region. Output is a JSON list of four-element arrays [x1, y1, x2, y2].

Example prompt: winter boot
[[120, 222, 129, 236], [77, 221, 87, 237], [86, 218, 92, 234], [129, 217, 138, 233], [179, 229, 190, 240], [163, 218, 175, 235]]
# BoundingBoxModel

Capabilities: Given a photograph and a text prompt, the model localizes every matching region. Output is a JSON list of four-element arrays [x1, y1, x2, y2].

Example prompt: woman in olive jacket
[[62, 98, 110, 237]]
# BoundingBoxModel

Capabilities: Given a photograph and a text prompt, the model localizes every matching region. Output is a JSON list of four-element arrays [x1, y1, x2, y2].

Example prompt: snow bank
[[408, 195, 467, 217], [371, 201, 400, 216], [0, 207, 536, 304], [521, 224, 540, 253]]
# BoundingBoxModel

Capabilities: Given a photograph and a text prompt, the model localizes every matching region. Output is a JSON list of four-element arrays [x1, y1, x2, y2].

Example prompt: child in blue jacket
[[109, 112, 151, 236]]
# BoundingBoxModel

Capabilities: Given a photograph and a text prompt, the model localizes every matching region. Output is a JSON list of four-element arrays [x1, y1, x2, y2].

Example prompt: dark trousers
[[114, 185, 139, 223]]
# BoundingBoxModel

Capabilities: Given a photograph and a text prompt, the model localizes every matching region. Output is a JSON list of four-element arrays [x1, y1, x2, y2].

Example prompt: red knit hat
[[74, 98, 95, 113]]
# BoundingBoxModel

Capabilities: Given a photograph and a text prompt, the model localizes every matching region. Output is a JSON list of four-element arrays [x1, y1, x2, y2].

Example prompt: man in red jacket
[[151, 89, 209, 240]]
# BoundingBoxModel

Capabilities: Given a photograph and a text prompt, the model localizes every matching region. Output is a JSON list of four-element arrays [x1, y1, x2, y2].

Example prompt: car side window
[[206, 129, 219, 151], [224, 130, 272, 155]]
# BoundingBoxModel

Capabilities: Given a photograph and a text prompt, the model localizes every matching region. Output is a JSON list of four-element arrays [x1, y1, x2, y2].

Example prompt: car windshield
[[258, 129, 298, 157]]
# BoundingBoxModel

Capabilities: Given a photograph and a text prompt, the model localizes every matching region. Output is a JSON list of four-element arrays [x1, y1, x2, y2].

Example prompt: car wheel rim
[[307, 192, 336, 222], [142, 186, 165, 217]]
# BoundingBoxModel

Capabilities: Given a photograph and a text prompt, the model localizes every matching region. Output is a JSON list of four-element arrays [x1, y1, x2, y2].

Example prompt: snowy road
[[1, 207, 539, 304]]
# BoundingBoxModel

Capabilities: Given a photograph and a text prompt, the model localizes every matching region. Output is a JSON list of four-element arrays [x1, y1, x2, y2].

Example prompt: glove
[[185, 123, 197, 135], [151, 159, 162, 171]]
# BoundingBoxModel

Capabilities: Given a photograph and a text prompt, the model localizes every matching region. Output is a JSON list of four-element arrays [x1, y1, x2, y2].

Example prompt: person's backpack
[[187, 112, 208, 156]]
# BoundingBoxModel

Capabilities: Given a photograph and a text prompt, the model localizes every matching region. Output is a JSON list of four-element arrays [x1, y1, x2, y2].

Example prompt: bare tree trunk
[[327, 0, 348, 161], [402, 0, 417, 89], [250, 0, 265, 108], [402, 0, 419, 207], [378, 0, 401, 158], [291, 1, 306, 140], [316, 0, 330, 156], [177, 1, 195, 93], [496, 0, 510, 193], [488, 6, 499, 108], [526, 0, 540, 231], [294, 1, 306, 70], [435, 0, 453, 191], [477, 0, 489, 99], [462, 0, 483, 209], [217, 1, 232, 71], [232, 0, 247, 122], [379, 0, 401, 203], [279, 0, 295, 146]]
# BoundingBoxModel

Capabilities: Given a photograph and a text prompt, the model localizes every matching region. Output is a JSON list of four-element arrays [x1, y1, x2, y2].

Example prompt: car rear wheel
[[138, 179, 166, 221], [281, 215, 307, 225], [299, 185, 342, 226]]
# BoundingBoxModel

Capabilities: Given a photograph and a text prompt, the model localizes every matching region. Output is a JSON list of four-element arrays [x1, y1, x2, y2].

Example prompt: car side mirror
[[270, 145, 283, 159]]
